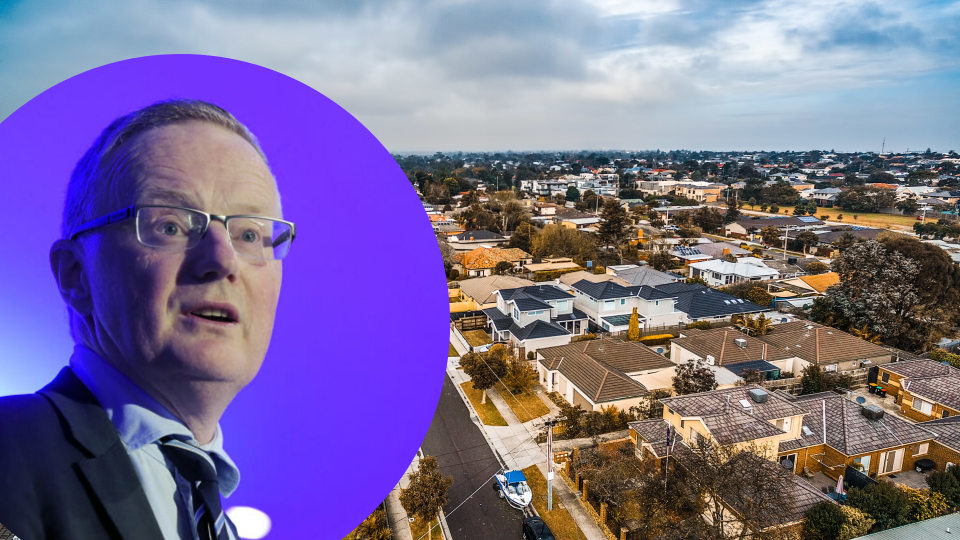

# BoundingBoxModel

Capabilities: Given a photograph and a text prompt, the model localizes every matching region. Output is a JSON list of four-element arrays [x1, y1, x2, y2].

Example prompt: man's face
[[85, 121, 282, 396]]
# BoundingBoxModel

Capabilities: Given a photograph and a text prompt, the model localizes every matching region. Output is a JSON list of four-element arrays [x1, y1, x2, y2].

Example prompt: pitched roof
[[612, 265, 679, 287], [498, 284, 573, 303], [455, 275, 535, 304], [538, 338, 675, 403], [814, 228, 885, 244], [671, 328, 794, 365], [778, 392, 934, 455], [731, 216, 824, 230], [658, 283, 768, 319], [557, 270, 630, 287], [887, 360, 960, 413], [570, 279, 634, 300], [755, 326, 891, 365], [689, 259, 780, 279], [660, 385, 807, 446], [797, 272, 839, 293], [459, 246, 532, 270], [695, 242, 753, 259], [450, 230, 505, 242]]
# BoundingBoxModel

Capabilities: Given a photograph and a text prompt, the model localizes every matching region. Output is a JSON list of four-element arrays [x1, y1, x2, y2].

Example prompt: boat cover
[[504, 470, 527, 484]]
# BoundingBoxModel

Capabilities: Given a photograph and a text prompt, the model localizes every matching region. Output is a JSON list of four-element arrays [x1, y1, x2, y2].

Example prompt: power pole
[[543, 416, 566, 511]]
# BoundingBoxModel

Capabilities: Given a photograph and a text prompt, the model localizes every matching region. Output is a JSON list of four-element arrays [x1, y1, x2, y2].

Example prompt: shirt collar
[[69, 345, 240, 494]]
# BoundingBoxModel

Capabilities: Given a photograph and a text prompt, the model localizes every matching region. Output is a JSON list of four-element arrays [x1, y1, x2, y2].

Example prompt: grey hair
[[62, 98, 270, 239]]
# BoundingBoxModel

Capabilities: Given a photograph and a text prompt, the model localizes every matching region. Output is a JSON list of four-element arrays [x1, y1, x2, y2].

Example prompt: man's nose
[[190, 220, 239, 281]]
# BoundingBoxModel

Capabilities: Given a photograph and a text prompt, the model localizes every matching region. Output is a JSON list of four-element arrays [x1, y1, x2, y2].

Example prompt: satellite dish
[[781, 459, 794, 470], [856, 397, 866, 404]]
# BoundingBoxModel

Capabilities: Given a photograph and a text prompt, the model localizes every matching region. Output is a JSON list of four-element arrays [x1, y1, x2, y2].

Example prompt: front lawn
[[449, 342, 459, 357], [496, 383, 550, 423], [460, 381, 508, 426], [522, 465, 587, 540], [461, 329, 492, 348]]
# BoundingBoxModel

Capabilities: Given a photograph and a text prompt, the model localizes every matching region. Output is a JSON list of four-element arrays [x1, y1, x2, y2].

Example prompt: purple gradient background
[[0, 55, 448, 538]]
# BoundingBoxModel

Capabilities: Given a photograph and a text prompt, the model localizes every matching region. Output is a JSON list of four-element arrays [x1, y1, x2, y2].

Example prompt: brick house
[[754, 321, 893, 373], [877, 359, 960, 422]]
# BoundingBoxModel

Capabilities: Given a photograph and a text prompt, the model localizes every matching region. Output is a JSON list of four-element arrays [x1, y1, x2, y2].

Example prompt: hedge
[[638, 334, 675, 346], [534, 267, 584, 282]]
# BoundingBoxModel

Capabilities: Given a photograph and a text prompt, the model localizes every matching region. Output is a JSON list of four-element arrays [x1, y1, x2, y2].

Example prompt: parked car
[[522, 516, 555, 540]]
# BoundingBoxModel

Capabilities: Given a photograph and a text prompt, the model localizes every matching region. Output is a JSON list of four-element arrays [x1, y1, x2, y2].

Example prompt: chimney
[[723, 248, 730, 256]]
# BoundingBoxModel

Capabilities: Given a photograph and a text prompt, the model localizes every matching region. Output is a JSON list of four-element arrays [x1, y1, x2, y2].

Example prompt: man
[[0, 99, 295, 540]]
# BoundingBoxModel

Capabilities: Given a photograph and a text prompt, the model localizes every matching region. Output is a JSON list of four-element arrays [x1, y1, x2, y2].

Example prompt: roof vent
[[748, 388, 769, 403], [705, 355, 716, 365], [735, 338, 747, 349], [862, 405, 885, 421]]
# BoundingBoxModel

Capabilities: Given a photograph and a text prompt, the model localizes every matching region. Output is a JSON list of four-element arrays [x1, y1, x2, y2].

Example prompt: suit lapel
[[41, 368, 166, 540]]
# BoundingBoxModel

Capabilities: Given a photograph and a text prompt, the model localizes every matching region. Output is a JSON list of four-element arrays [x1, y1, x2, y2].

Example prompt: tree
[[598, 198, 632, 264], [566, 185, 581, 201], [901, 485, 949, 522], [795, 231, 820, 254], [769, 204, 780, 214], [926, 466, 960, 507], [760, 203, 768, 212], [399, 456, 453, 540], [353, 506, 392, 540], [530, 224, 597, 262], [672, 357, 718, 395], [507, 221, 538, 253], [627, 307, 640, 341], [837, 506, 874, 540], [493, 261, 514, 275], [647, 249, 673, 271], [724, 198, 741, 223], [799, 364, 827, 395], [501, 352, 537, 395], [686, 276, 708, 286], [846, 481, 912, 532], [759, 226, 781, 246], [896, 198, 918, 214], [806, 261, 828, 275], [692, 206, 724, 232], [802, 501, 845, 540], [456, 203, 499, 232], [459, 348, 508, 404], [740, 368, 765, 385], [748, 197, 757, 210], [745, 288, 774, 309]]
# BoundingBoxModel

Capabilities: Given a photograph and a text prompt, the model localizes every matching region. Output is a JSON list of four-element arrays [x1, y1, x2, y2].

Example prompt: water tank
[[748, 388, 769, 403], [862, 405, 885, 421]]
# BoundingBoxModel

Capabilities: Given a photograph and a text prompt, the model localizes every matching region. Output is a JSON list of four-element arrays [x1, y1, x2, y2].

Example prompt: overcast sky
[[1, 0, 957, 153]]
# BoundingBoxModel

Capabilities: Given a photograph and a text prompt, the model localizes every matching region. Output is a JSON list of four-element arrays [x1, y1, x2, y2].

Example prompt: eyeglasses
[[69, 204, 296, 265]]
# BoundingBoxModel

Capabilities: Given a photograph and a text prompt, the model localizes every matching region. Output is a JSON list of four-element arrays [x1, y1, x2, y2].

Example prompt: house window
[[604, 300, 616, 311], [881, 372, 890, 383], [514, 308, 520, 319], [824, 364, 838, 373], [854, 455, 871, 473], [655, 301, 659, 306], [944, 410, 951, 419], [913, 397, 934, 415], [916, 443, 929, 456], [782, 453, 798, 472], [879, 448, 904, 474], [620, 299, 626, 306], [557, 300, 568, 310]]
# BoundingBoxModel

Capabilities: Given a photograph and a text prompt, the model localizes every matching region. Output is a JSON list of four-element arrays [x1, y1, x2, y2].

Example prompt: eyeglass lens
[[136, 206, 293, 261]]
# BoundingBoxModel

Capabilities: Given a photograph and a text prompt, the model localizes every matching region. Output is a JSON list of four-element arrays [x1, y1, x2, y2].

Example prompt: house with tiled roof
[[605, 264, 681, 287], [482, 284, 588, 355], [451, 275, 535, 309], [725, 216, 825, 239], [453, 246, 533, 277], [569, 278, 683, 333], [753, 322, 892, 373], [655, 282, 769, 323], [447, 230, 509, 252], [670, 328, 796, 380], [774, 391, 935, 481], [537, 338, 673, 411], [877, 360, 960, 422]]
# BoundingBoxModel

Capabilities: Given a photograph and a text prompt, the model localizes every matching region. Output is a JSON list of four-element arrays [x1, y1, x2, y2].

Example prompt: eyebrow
[[137, 189, 268, 215]]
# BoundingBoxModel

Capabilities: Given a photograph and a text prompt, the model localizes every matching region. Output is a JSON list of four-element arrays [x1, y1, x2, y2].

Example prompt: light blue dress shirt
[[70, 345, 240, 540]]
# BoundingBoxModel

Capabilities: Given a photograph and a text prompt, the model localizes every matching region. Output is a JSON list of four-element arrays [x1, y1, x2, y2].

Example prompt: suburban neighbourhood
[[351, 149, 960, 540]]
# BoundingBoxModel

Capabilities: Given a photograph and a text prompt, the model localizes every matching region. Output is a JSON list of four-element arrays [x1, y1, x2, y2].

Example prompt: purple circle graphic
[[0, 55, 448, 538]]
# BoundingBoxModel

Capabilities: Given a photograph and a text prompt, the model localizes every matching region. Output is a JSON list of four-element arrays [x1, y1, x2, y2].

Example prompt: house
[[670, 328, 795, 380], [569, 279, 683, 332], [673, 182, 722, 203], [670, 245, 713, 265], [605, 264, 681, 286], [694, 242, 754, 260], [811, 187, 842, 207], [537, 338, 674, 411], [812, 227, 885, 249], [454, 246, 533, 277], [555, 270, 629, 289], [688, 258, 780, 287], [452, 275, 535, 310], [767, 272, 840, 309], [876, 360, 960, 422], [725, 216, 825, 239], [522, 257, 583, 277], [482, 284, 588, 355], [553, 210, 601, 230], [447, 230, 509, 252], [775, 391, 935, 481], [846, 513, 960, 540], [655, 282, 769, 323], [754, 321, 893, 373]]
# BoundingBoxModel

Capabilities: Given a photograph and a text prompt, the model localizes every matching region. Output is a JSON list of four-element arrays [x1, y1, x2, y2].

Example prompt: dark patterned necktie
[[159, 437, 233, 540]]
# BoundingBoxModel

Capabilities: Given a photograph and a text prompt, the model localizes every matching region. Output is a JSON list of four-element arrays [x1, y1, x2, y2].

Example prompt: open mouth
[[189, 308, 237, 323]]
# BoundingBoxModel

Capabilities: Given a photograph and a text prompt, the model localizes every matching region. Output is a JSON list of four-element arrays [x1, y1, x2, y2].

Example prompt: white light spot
[[226, 506, 271, 539]]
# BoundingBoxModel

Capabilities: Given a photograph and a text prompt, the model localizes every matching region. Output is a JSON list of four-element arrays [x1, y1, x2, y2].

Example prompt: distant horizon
[[389, 148, 954, 156]]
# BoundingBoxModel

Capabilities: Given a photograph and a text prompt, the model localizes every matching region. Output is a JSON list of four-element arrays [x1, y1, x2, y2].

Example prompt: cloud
[[0, 0, 957, 151]]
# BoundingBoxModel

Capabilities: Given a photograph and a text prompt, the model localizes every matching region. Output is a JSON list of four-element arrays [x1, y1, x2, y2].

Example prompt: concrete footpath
[[445, 338, 607, 540]]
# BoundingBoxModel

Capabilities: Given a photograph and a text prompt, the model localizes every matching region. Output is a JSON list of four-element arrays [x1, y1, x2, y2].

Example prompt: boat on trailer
[[494, 469, 533, 509]]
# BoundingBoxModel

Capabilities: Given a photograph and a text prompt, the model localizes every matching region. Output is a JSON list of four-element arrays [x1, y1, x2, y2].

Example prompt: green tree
[[598, 198, 633, 264], [724, 197, 741, 223], [745, 288, 774, 309], [686, 276, 708, 286], [530, 224, 597, 262], [502, 354, 537, 395], [493, 261, 514, 275], [692, 206, 724, 232], [507, 221, 538, 253], [795, 231, 820, 254], [802, 501, 845, 540], [760, 226, 781, 246], [799, 364, 826, 395], [926, 466, 960, 507], [566, 185, 581, 201], [806, 261, 829, 275], [769, 204, 780, 213], [896, 198, 919, 214], [353, 506, 392, 540], [847, 481, 912, 532], [399, 456, 453, 540], [459, 349, 508, 404], [748, 197, 757, 210], [647, 249, 673, 271], [837, 506, 874, 540]]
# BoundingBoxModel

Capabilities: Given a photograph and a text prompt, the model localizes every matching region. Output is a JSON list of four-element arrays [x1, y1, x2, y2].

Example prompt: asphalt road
[[420, 375, 525, 540]]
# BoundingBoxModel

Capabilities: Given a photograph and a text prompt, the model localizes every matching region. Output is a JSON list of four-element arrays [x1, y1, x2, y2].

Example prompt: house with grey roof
[[688, 258, 780, 287], [536, 338, 673, 411], [605, 264, 681, 287], [569, 279, 683, 333], [670, 327, 796, 380], [482, 284, 589, 355], [655, 282, 769, 323]]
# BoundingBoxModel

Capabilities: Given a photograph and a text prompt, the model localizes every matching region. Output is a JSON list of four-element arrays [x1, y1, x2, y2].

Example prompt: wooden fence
[[761, 367, 870, 395]]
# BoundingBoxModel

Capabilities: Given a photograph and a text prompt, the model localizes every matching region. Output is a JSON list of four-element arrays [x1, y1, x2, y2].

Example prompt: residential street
[[420, 376, 524, 540]]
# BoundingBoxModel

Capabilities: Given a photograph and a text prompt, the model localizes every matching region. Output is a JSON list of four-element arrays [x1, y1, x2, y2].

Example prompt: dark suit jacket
[[0, 367, 165, 540]]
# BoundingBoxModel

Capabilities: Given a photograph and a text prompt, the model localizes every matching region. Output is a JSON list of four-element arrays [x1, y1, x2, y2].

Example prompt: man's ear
[[50, 238, 93, 316]]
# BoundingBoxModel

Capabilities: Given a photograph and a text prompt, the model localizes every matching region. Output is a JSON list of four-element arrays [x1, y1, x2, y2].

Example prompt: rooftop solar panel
[[797, 216, 820, 223]]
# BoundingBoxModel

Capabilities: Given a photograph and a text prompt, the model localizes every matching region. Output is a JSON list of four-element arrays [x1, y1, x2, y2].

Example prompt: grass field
[[461, 329, 492, 348], [522, 465, 588, 540], [449, 342, 459, 357], [742, 207, 917, 231], [496, 382, 550, 423], [460, 381, 508, 426], [409, 515, 440, 540]]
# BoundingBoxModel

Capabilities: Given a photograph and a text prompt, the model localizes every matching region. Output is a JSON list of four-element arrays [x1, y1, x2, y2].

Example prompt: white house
[[481, 284, 589, 355], [688, 258, 780, 287], [569, 279, 683, 333]]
